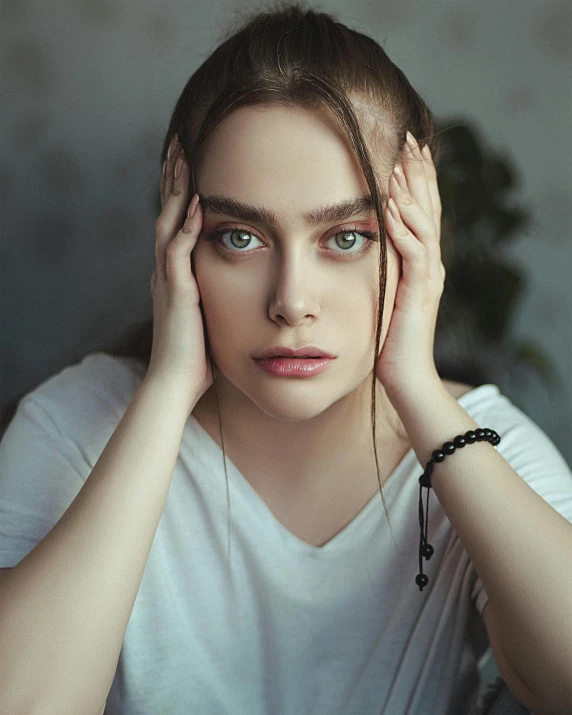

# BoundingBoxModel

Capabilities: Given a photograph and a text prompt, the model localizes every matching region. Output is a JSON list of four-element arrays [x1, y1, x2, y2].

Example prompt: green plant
[[434, 119, 560, 392]]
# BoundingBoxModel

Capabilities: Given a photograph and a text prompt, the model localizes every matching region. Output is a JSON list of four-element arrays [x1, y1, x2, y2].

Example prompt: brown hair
[[3, 1, 442, 551]]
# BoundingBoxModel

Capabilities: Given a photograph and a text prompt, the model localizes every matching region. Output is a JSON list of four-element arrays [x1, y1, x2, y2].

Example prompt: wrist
[[140, 373, 201, 418], [383, 369, 444, 409]]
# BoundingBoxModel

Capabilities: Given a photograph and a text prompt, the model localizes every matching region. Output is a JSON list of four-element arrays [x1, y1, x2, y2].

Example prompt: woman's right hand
[[146, 135, 214, 407]]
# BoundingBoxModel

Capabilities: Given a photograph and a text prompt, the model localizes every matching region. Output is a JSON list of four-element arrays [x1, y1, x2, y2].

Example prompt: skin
[[190, 104, 458, 528]]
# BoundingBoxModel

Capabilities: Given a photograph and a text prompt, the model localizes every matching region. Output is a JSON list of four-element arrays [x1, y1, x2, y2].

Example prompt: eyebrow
[[199, 193, 380, 228]]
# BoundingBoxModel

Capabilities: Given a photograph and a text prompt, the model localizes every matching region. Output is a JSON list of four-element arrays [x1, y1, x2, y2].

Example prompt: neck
[[191, 373, 408, 494]]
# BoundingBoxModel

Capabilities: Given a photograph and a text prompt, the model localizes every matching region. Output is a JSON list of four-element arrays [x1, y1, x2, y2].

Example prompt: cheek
[[193, 263, 251, 343], [192, 246, 230, 306], [191, 252, 225, 325]]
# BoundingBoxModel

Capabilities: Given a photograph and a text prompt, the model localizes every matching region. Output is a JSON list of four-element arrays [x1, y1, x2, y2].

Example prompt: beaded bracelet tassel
[[415, 427, 501, 592]]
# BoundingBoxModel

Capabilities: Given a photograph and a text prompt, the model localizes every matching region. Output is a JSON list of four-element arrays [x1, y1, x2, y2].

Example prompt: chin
[[247, 397, 339, 423], [249, 376, 366, 422]]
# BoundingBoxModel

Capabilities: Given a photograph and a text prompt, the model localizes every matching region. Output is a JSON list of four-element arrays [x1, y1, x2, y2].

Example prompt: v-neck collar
[[184, 384, 499, 556]]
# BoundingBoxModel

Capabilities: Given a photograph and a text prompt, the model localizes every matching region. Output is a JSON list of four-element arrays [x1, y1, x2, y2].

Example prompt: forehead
[[194, 104, 385, 210]]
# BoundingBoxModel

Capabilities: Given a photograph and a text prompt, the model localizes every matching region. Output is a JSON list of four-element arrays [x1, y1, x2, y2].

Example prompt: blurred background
[[1, 0, 570, 448], [1, 0, 571, 708]]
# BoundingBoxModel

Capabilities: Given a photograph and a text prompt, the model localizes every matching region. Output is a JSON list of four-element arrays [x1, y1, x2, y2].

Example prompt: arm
[[0, 377, 197, 715], [386, 377, 572, 715]]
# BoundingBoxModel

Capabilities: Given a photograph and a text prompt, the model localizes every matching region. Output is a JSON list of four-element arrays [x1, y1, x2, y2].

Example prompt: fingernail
[[393, 164, 406, 190], [406, 131, 417, 148], [188, 193, 199, 218], [174, 155, 183, 179], [168, 135, 177, 161]]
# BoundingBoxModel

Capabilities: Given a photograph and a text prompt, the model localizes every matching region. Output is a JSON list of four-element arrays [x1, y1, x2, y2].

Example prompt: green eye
[[203, 227, 379, 260]]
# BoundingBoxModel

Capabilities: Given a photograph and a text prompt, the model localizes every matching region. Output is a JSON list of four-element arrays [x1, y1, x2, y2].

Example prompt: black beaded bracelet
[[416, 427, 501, 592]]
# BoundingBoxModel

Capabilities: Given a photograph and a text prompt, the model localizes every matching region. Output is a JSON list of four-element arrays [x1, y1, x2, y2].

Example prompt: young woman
[[1, 4, 571, 715]]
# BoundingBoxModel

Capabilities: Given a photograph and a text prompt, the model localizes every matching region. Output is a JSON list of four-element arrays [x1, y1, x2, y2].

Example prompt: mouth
[[254, 346, 336, 360], [269, 355, 322, 359], [253, 354, 335, 376]]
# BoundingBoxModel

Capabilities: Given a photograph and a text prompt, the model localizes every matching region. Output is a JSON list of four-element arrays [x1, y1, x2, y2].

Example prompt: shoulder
[[26, 352, 145, 407], [15, 352, 146, 443]]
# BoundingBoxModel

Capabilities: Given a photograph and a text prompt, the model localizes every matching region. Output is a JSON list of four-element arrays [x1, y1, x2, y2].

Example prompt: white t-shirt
[[1, 352, 571, 715]]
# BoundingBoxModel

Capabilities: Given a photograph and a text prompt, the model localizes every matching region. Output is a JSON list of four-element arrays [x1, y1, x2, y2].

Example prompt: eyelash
[[202, 225, 380, 260]]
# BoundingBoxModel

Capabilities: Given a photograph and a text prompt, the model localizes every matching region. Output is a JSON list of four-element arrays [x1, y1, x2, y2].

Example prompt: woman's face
[[192, 104, 401, 422]]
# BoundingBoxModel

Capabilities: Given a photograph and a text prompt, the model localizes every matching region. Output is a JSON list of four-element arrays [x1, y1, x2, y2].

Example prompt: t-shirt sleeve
[[0, 396, 90, 568], [469, 393, 572, 617], [0, 353, 144, 569]]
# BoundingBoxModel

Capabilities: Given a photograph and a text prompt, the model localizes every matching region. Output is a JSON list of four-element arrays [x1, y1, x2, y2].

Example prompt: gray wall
[[1, 0, 571, 465]]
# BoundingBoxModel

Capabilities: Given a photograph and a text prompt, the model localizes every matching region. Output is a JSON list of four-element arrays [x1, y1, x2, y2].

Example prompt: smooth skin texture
[[190, 104, 458, 540]]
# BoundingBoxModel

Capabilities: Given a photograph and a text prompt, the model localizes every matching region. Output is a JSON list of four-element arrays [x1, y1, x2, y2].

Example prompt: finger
[[386, 196, 445, 291], [161, 135, 180, 209], [155, 155, 191, 279], [390, 172, 439, 253], [164, 194, 202, 287], [385, 197, 426, 266], [401, 133, 432, 219], [161, 160, 167, 202], [420, 144, 442, 226], [389, 175, 446, 286]]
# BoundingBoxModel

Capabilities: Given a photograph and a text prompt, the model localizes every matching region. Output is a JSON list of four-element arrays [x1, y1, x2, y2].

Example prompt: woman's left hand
[[375, 131, 446, 397]]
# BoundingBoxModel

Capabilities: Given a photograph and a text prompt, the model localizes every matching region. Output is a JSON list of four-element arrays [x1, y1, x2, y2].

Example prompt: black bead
[[453, 435, 467, 448], [475, 429, 486, 441], [483, 428, 492, 439], [419, 462, 433, 487], [464, 430, 477, 443], [431, 450, 445, 462], [422, 544, 434, 559], [442, 441, 456, 455], [415, 573, 429, 590]]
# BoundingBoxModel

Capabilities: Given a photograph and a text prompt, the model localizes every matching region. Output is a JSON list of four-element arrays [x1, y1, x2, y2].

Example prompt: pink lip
[[254, 345, 336, 359], [253, 356, 334, 377]]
